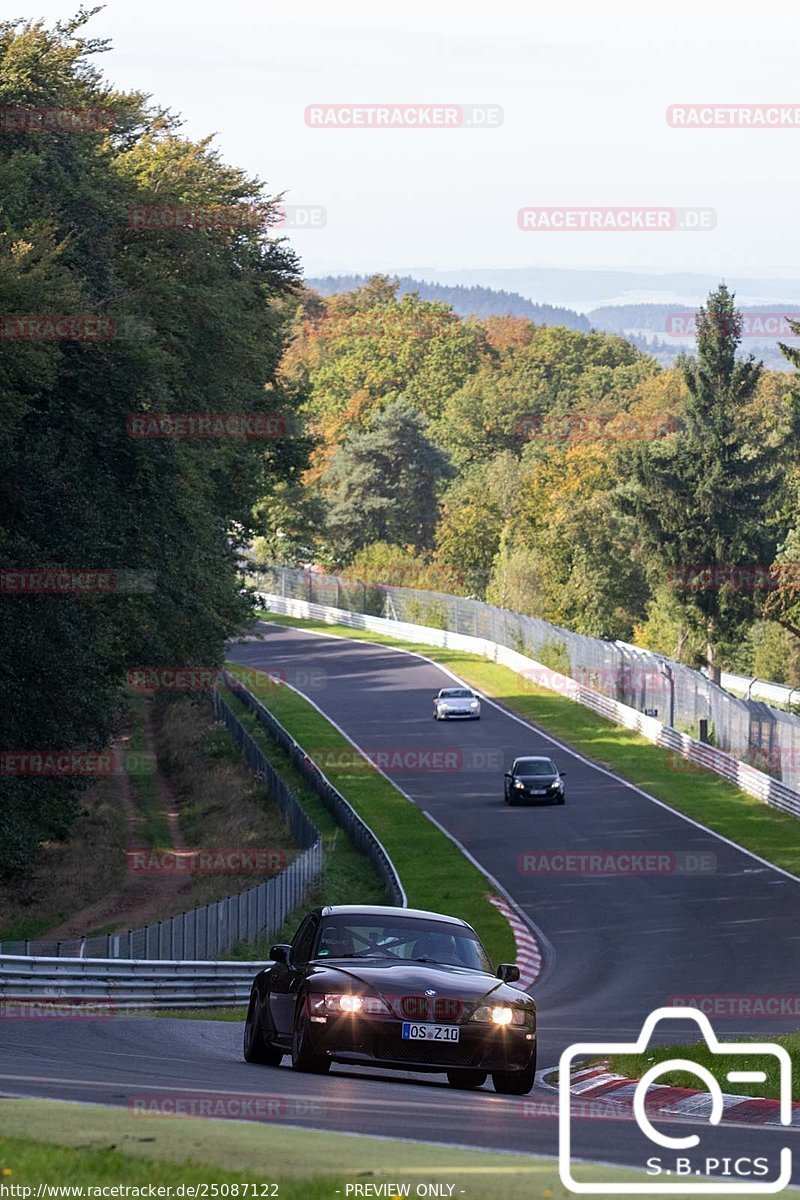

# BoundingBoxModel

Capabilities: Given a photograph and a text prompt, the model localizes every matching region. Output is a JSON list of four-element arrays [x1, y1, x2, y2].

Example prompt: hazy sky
[[10, 1, 800, 282]]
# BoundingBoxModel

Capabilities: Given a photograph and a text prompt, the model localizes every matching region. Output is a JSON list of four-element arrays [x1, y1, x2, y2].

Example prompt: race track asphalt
[[3, 622, 799, 1182]]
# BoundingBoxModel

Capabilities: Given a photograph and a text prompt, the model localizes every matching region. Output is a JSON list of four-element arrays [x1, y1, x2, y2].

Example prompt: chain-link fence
[[221, 671, 406, 907], [255, 565, 800, 792]]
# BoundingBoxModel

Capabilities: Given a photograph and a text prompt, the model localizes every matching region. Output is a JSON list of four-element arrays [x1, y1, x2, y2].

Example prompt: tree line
[[0, 14, 301, 880], [261, 277, 800, 687]]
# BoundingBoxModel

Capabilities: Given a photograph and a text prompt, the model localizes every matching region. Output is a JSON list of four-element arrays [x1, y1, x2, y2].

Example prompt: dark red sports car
[[243, 905, 537, 1094]]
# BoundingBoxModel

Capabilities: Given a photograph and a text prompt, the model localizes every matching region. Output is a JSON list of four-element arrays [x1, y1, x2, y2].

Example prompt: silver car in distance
[[433, 687, 481, 721]]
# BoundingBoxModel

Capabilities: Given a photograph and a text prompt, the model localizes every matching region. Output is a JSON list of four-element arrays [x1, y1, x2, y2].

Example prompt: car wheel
[[447, 1069, 487, 1090], [491, 1055, 537, 1096], [558, 795, 566, 805], [508, 793, 519, 807], [243, 993, 283, 1065], [291, 1012, 331, 1074]]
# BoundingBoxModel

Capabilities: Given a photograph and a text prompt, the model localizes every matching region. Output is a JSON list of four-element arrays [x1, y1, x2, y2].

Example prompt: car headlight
[[470, 700, 479, 709], [470, 1004, 529, 1026], [514, 779, 525, 789], [310, 993, 391, 1016]]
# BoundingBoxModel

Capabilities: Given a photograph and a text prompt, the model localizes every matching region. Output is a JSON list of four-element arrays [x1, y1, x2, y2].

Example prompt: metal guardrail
[[717, 670, 800, 711], [257, 592, 800, 824], [220, 672, 407, 907], [0, 693, 323, 959], [0, 955, 269, 1010], [256, 566, 800, 793]]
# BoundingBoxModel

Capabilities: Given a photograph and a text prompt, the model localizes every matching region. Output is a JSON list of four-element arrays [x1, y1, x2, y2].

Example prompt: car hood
[[517, 773, 558, 785], [440, 697, 475, 706], [307, 958, 529, 1005]]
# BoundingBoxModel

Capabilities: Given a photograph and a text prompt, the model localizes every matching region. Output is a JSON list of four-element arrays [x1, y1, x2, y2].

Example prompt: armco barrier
[[220, 671, 407, 907], [256, 593, 800, 823], [0, 956, 269, 1010]]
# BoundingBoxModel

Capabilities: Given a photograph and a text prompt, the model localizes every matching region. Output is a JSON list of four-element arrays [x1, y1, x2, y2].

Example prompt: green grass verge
[[222, 663, 515, 968], [5, 1098, 794, 1199], [221, 687, 388, 957], [605, 1031, 800, 1102], [255, 612, 800, 878]]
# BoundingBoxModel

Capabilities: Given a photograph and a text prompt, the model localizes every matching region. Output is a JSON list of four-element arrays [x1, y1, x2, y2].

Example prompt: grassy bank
[[4, 1098, 790, 1199], [605, 1031, 800, 1102], [254, 612, 800, 878], [221, 688, 387, 958]]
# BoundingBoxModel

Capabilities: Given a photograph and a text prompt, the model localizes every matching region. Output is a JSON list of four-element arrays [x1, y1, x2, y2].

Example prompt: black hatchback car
[[243, 905, 537, 1094], [504, 756, 566, 805]]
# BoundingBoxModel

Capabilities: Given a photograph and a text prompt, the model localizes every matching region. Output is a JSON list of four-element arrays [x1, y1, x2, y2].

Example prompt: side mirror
[[497, 963, 520, 983], [504, 771, 512, 778], [559, 771, 566, 777], [270, 944, 292, 965]]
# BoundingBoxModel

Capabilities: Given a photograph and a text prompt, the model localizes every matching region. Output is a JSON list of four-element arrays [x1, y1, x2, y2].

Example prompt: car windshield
[[515, 758, 556, 776], [314, 914, 493, 972], [440, 688, 473, 698]]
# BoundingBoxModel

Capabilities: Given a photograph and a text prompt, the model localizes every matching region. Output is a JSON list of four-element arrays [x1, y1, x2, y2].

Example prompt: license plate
[[529, 788, 547, 795], [401, 1022, 460, 1042]]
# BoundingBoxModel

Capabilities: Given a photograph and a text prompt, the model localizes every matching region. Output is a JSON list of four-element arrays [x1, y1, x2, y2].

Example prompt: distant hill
[[305, 274, 591, 332], [588, 302, 800, 371]]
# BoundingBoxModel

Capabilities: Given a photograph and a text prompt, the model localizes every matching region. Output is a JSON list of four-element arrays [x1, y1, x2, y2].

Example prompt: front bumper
[[437, 707, 480, 719], [513, 786, 563, 802], [307, 1016, 535, 1073]]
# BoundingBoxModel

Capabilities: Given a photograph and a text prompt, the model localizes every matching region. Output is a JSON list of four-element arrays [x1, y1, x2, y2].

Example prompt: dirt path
[[46, 704, 193, 941]]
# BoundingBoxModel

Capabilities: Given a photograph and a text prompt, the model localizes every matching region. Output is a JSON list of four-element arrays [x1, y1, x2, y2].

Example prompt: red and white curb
[[547, 1060, 800, 1129], [488, 894, 542, 988]]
